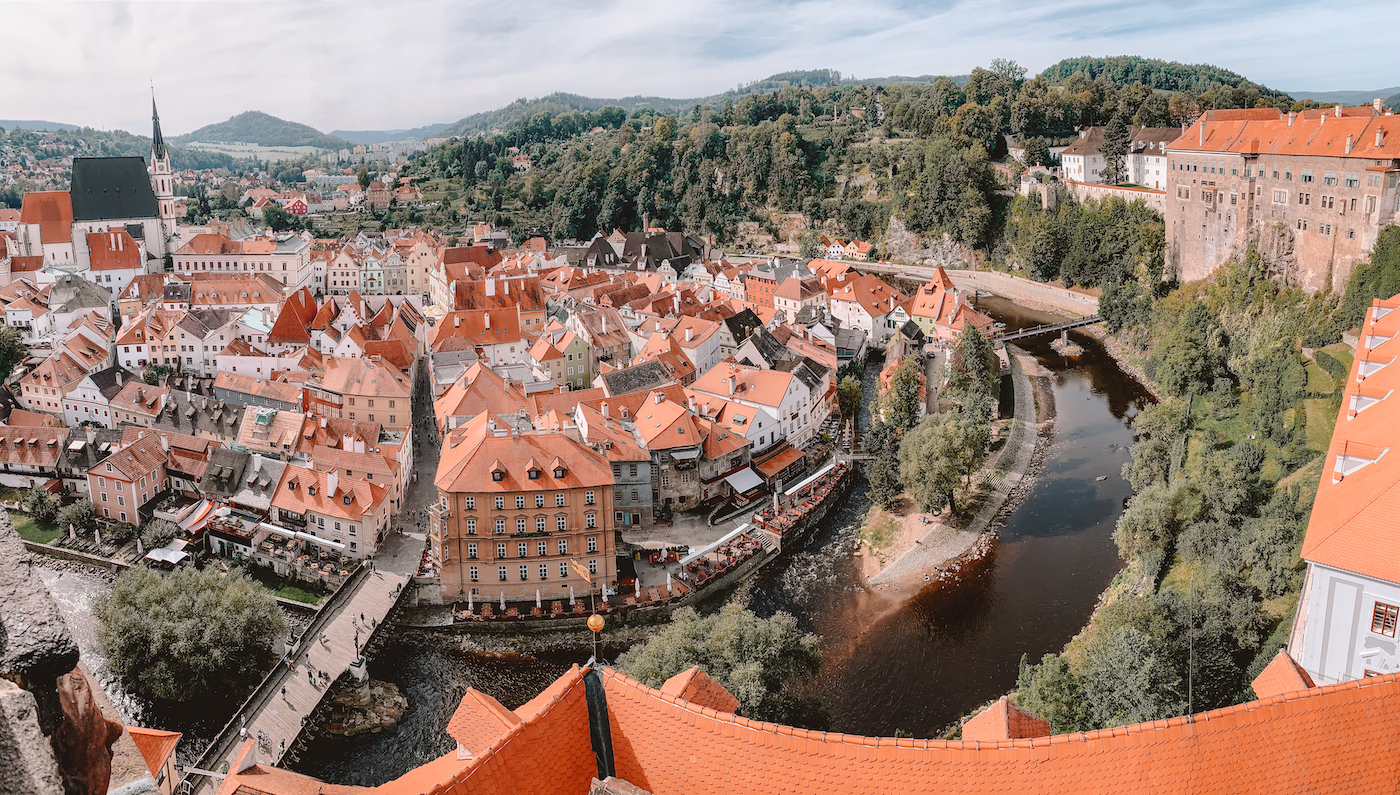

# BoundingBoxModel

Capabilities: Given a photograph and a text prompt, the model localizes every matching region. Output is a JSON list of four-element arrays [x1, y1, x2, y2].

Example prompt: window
[[539, 564, 548, 579], [1300, 169, 1313, 183], [629, 464, 637, 476], [631, 491, 639, 502], [535, 494, 545, 508], [519, 565, 529, 581], [1348, 228, 1356, 239], [1345, 173, 1359, 188], [1284, 169, 1292, 181], [1372, 602, 1399, 637], [468, 542, 477, 559], [585, 490, 595, 505], [516, 518, 526, 533], [1323, 171, 1337, 186], [498, 566, 507, 581], [517, 541, 528, 557], [1273, 190, 1287, 204], [661, 475, 670, 487], [536, 517, 546, 532], [492, 471, 503, 481], [557, 539, 568, 555], [586, 513, 596, 528], [466, 519, 476, 535], [587, 537, 598, 553], [497, 542, 507, 558], [612, 464, 621, 476], [495, 518, 505, 534], [556, 493, 565, 506], [588, 559, 598, 574], [494, 496, 504, 509], [117, 496, 125, 506], [469, 566, 479, 581], [559, 561, 569, 578], [515, 495, 525, 509]]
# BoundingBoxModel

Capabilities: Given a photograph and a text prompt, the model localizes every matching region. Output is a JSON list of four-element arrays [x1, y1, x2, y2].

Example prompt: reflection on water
[[289, 295, 1152, 781], [745, 296, 1150, 737]]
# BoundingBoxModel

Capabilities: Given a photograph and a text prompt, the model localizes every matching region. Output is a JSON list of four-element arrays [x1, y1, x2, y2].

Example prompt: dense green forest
[[0, 125, 241, 171], [403, 57, 1294, 276], [1013, 227, 1400, 732], [168, 110, 348, 149]]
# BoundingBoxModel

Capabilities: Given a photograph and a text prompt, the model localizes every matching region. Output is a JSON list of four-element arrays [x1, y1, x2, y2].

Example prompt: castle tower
[[150, 93, 178, 247]]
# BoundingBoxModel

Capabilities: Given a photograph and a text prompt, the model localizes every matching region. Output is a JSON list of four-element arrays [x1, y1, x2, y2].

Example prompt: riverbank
[[860, 344, 1051, 592]]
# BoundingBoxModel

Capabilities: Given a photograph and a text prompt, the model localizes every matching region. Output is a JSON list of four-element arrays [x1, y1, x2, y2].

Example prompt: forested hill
[[435, 69, 960, 138], [1040, 56, 1291, 103], [0, 125, 240, 173], [169, 111, 348, 149]]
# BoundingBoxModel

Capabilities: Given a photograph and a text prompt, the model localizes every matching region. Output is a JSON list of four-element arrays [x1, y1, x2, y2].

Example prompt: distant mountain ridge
[[0, 120, 82, 132], [433, 69, 963, 138], [1282, 87, 1400, 106], [329, 123, 453, 145], [169, 110, 348, 149]]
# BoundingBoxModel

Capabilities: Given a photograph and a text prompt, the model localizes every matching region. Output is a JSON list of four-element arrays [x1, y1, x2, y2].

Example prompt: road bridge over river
[[187, 566, 409, 794], [857, 263, 1100, 318]]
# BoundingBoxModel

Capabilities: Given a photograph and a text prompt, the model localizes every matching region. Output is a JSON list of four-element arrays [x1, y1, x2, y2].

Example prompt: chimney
[[1375, 98, 1384, 114], [262, 307, 270, 326], [1335, 104, 1343, 118], [1378, 128, 1388, 148], [685, 326, 693, 343], [1181, 122, 1188, 135], [1199, 123, 1205, 146], [485, 277, 495, 297], [342, 434, 353, 449], [601, 402, 609, 418], [354, 438, 365, 454], [327, 470, 338, 496], [454, 315, 460, 328], [137, 387, 145, 402], [319, 416, 327, 428], [503, 280, 509, 295], [1346, 135, 1355, 155], [653, 392, 663, 405], [86, 429, 96, 445], [1288, 111, 1297, 127], [484, 313, 491, 330], [116, 371, 124, 386], [688, 395, 697, 412], [727, 377, 735, 397], [252, 453, 262, 472], [160, 434, 169, 452]]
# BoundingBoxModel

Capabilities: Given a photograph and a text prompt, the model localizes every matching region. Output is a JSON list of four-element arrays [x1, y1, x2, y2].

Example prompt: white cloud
[[0, 0, 1395, 136]]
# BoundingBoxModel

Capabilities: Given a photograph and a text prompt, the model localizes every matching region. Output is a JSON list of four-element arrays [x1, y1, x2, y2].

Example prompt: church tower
[[150, 93, 178, 249]]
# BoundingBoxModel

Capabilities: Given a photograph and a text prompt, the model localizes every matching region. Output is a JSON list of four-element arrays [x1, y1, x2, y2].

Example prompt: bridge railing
[[189, 564, 382, 790]]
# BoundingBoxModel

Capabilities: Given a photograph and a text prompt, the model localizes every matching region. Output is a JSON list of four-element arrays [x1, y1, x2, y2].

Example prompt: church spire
[[151, 92, 168, 162]]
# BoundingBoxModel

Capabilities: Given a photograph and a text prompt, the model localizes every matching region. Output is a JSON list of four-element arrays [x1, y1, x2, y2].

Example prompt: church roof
[[70, 157, 159, 222]]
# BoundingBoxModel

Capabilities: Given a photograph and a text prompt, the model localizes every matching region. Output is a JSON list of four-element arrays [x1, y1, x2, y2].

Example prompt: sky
[[2, 0, 1397, 136]]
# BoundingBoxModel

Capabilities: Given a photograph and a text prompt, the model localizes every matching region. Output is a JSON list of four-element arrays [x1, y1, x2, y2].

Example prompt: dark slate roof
[[601, 360, 674, 397], [723, 309, 762, 343], [69, 157, 159, 221], [86, 365, 138, 401], [163, 282, 190, 302], [154, 389, 245, 439], [48, 275, 113, 313], [198, 447, 250, 499], [743, 327, 790, 368], [898, 319, 925, 342], [59, 426, 123, 476]]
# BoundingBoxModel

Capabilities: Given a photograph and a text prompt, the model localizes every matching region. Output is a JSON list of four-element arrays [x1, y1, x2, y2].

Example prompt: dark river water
[[284, 296, 1151, 784]]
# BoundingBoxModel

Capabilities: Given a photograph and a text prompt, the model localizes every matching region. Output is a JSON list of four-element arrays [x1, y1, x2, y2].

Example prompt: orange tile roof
[[19, 191, 72, 244], [268, 287, 318, 345], [1251, 650, 1316, 700], [125, 725, 181, 780], [659, 667, 739, 714], [830, 273, 907, 317], [691, 362, 795, 409], [271, 465, 387, 522], [445, 690, 521, 757], [1170, 105, 1400, 159], [961, 696, 1050, 742], [435, 413, 613, 494], [86, 229, 143, 271], [103, 433, 168, 482], [430, 309, 524, 351], [346, 663, 1400, 795], [1302, 296, 1400, 583], [311, 357, 410, 400], [216, 740, 364, 795]]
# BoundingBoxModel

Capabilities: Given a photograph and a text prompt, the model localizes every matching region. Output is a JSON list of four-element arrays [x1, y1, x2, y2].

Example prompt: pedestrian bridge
[[186, 566, 409, 793], [995, 315, 1102, 342]]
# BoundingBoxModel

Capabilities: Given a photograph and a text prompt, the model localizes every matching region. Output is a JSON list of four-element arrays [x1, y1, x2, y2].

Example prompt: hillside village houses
[[1060, 124, 1180, 189]]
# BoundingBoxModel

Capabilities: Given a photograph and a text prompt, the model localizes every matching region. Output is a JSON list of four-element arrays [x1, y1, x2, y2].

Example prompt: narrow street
[[374, 358, 439, 577]]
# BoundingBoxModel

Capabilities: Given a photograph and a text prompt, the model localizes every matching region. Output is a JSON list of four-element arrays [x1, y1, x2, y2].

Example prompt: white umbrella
[[569, 586, 576, 605], [94, 527, 101, 546], [535, 589, 541, 609], [666, 571, 673, 594], [136, 538, 143, 555], [467, 591, 473, 612], [499, 590, 505, 609], [68, 524, 75, 541]]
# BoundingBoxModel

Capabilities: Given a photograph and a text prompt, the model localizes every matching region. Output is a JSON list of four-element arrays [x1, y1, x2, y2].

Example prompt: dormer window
[[343, 494, 352, 506], [528, 468, 540, 480], [308, 485, 316, 496], [492, 471, 504, 481], [554, 467, 566, 478]]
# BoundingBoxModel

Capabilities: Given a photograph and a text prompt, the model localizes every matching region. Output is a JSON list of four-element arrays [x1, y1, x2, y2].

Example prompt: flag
[[570, 558, 593, 585]]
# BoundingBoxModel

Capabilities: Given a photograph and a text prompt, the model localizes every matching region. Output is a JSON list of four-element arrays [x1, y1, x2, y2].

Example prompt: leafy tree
[[1078, 627, 1186, 727], [798, 230, 824, 259], [1099, 112, 1129, 185], [1122, 397, 1190, 491], [879, 356, 925, 433], [140, 519, 180, 550], [143, 363, 175, 386], [837, 375, 862, 419], [898, 413, 989, 517], [1153, 302, 1226, 397], [0, 325, 26, 383], [95, 567, 287, 703], [58, 499, 96, 534], [1016, 653, 1088, 734], [357, 167, 371, 189], [1112, 479, 1192, 576], [1022, 136, 1051, 167], [262, 204, 298, 232], [946, 325, 1001, 420], [24, 487, 59, 525], [863, 419, 903, 510], [616, 604, 828, 728]]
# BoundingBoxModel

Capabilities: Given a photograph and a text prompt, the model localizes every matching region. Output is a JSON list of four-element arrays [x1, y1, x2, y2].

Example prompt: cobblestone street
[[376, 360, 440, 577]]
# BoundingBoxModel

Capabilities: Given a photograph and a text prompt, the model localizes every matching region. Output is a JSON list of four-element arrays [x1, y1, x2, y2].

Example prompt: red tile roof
[[435, 413, 613, 494], [1251, 650, 1316, 700], [1170, 105, 1400, 159], [268, 287, 318, 345], [86, 229, 142, 271], [125, 726, 180, 779], [961, 696, 1050, 742], [659, 667, 739, 714], [19, 191, 72, 244]]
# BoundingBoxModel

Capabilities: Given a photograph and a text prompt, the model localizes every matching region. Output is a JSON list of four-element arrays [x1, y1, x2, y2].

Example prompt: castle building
[[1164, 102, 1400, 293]]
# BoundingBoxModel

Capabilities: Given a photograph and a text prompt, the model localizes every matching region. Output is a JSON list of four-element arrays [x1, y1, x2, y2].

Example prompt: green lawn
[[12, 513, 60, 544], [1303, 360, 1334, 394], [1319, 342, 1354, 374], [1303, 398, 1339, 452]]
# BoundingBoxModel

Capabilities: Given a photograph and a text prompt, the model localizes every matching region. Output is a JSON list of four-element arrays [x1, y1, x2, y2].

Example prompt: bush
[[23, 487, 59, 525], [58, 499, 97, 534], [140, 519, 180, 550], [95, 567, 286, 702]]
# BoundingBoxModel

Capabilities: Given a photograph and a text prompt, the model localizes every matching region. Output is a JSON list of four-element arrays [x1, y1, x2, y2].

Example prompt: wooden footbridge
[[995, 315, 1102, 342]]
